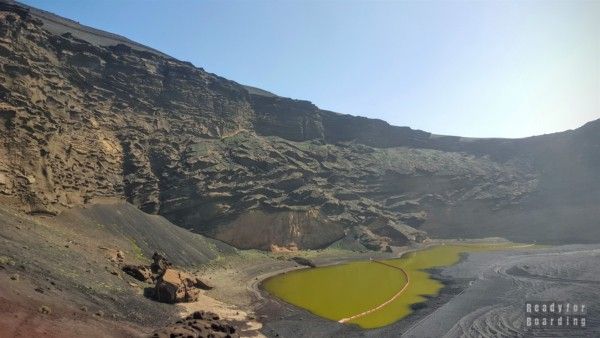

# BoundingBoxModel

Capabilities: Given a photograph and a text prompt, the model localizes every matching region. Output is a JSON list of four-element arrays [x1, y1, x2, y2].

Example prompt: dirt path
[[338, 260, 410, 324]]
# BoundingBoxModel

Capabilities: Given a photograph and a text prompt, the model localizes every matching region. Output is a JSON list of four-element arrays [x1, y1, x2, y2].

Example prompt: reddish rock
[[154, 269, 211, 304], [121, 265, 153, 282]]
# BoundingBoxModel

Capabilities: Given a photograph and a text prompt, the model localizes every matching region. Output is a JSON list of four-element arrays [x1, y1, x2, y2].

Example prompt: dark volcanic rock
[[152, 311, 239, 338], [121, 264, 152, 282], [151, 252, 171, 275], [0, 2, 599, 248], [291, 256, 316, 268]]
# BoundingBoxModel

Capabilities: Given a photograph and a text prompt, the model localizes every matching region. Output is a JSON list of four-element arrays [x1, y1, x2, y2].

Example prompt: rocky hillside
[[1, 1, 598, 250]]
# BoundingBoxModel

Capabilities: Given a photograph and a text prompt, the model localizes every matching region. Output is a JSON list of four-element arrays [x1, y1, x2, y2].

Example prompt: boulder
[[154, 268, 212, 304], [151, 252, 171, 275], [121, 264, 153, 282], [291, 256, 316, 268]]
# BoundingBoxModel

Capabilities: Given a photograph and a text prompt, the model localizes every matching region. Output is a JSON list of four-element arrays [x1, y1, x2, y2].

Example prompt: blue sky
[[21, 0, 599, 138]]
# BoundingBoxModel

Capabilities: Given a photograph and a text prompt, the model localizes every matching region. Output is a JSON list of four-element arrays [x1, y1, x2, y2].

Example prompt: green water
[[263, 243, 526, 329]]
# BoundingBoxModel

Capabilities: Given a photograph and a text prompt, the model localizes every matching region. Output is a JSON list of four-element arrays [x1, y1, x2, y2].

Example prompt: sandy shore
[[191, 240, 475, 337]]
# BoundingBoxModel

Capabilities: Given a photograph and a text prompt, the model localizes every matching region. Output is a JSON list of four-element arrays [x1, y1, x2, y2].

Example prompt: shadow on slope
[[55, 202, 236, 266]]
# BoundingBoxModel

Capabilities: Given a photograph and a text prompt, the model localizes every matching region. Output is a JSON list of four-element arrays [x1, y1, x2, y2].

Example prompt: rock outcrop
[[121, 251, 212, 303], [291, 256, 316, 268], [154, 268, 212, 304], [1, 1, 599, 249], [152, 311, 239, 338], [150, 252, 171, 276], [121, 264, 153, 282]]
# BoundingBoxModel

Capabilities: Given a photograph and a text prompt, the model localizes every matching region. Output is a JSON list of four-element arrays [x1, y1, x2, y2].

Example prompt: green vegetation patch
[[129, 238, 145, 260]]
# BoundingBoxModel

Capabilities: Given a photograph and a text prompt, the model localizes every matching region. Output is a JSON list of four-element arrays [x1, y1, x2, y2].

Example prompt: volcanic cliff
[[1, 1, 599, 251]]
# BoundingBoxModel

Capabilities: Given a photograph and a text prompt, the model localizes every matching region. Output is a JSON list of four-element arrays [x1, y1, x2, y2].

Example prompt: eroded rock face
[[0, 5, 537, 249], [208, 209, 345, 250], [0, 5, 252, 216], [1, 3, 599, 248]]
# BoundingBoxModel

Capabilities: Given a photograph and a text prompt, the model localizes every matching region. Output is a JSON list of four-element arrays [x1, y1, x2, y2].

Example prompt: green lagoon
[[264, 243, 527, 329]]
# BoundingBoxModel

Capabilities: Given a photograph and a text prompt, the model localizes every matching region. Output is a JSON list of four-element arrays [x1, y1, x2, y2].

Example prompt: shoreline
[[253, 246, 478, 337]]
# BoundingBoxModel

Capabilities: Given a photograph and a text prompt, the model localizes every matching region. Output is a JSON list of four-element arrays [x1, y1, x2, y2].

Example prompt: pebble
[[39, 305, 51, 314]]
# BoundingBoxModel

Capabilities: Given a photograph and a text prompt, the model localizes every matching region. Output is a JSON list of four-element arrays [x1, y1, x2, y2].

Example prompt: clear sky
[[21, 0, 600, 138]]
